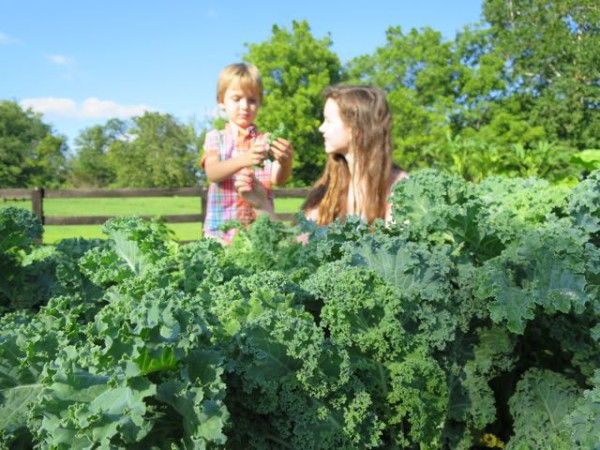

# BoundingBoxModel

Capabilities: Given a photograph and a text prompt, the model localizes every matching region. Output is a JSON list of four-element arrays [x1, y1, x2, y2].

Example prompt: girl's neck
[[344, 153, 366, 217], [344, 152, 356, 177]]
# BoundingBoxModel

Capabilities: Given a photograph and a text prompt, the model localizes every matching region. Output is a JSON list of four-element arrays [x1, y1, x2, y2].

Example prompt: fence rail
[[0, 186, 310, 225]]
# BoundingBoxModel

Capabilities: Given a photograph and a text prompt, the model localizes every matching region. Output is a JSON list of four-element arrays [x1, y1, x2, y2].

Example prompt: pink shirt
[[201, 123, 273, 243]]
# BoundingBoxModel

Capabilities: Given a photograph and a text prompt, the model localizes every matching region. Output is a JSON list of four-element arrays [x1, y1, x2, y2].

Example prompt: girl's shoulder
[[304, 206, 319, 222], [391, 167, 409, 186]]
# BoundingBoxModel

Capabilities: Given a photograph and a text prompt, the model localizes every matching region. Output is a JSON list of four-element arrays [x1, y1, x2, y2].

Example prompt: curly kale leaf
[[155, 348, 229, 447], [389, 170, 505, 262], [79, 216, 177, 287], [0, 314, 45, 438], [266, 122, 287, 148], [0, 207, 47, 312], [534, 312, 600, 381], [444, 325, 517, 449], [476, 222, 589, 334], [389, 170, 571, 265], [224, 214, 304, 273], [1, 232, 99, 314], [253, 122, 287, 169], [300, 259, 455, 448], [0, 206, 43, 254], [38, 287, 228, 448], [568, 369, 600, 449], [389, 169, 471, 242], [508, 368, 581, 449], [301, 261, 411, 360], [568, 169, 600, 236], [34, 372, 156, 448], [224, 309, 361, 449], [206, 270, 311, 340], [474, 175, 569, 244], [350, 234, 486, 350], [0, 300, 90, 446], [387, 346, 448, 449], [174, 238, 234, 292]]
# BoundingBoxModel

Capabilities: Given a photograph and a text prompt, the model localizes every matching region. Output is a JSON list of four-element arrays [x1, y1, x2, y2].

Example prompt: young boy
[[201, 63, 293, 243]]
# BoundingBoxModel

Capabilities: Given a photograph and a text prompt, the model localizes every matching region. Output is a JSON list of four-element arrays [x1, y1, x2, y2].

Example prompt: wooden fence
[[0, 186, 310, 225]]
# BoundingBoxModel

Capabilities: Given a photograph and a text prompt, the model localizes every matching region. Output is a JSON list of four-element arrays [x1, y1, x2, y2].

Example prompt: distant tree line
[[1, 0, 598, 189]]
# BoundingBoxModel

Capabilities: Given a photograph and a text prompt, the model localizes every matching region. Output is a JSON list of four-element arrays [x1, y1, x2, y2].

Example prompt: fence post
[[200, 189, 207, 223], [32, 187, 44, 224]]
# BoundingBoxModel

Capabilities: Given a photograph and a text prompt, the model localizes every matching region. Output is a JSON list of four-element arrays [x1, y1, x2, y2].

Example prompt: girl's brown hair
[[216, 63, 263, 104], [302, 85, 394, 225]]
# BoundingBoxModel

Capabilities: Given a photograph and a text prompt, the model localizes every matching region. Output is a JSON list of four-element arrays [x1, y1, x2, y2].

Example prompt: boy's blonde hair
[[217, 63, 263, 104]]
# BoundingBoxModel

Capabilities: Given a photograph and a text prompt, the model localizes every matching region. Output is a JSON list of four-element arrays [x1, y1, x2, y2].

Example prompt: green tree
[[344, 22, 581, 182], [244, 20, 342, 186], [68, 119, 126, 187], [345, 26, 467, 169], [0, 100, 67, 188], [106, 112, 200, 188], [449, 25, 536, 142], [482, 0, 600, 149]]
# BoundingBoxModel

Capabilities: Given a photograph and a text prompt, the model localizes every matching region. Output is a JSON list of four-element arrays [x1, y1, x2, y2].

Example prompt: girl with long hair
[[301, 84, 407, 225], [234, 84, 407, 226]]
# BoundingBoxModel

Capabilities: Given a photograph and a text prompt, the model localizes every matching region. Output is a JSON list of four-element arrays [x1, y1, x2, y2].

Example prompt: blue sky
[[1, 0, 484, 149]]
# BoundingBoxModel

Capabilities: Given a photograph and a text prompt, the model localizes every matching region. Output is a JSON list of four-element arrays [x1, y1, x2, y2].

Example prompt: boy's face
[[219, 82, 260, 129]]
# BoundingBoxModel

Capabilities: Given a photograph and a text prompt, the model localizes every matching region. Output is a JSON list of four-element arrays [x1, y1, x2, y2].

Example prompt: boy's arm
[[204, 154, 247, 182], [204, 146, 267, 183], [269, 138, 294, 185], [235, 168, 277, 219]]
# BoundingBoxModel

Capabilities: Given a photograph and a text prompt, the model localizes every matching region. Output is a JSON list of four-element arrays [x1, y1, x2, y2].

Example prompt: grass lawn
[[1, 196, 306, 244]]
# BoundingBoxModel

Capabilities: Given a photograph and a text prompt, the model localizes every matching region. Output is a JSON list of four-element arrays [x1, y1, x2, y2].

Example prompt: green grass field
[[1, 196, 306, 243]]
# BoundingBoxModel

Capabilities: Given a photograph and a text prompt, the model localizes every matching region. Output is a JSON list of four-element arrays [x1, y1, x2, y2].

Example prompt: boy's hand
[[235, 167, 269, 210], [241, 143, 268, 167], [269, 137, 293, 164]]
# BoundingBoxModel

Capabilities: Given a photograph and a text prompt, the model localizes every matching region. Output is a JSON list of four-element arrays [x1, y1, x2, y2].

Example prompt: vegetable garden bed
[[1, 169, 598, 449]]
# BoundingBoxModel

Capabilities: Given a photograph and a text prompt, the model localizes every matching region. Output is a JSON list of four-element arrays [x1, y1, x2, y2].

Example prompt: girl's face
[[319, 98, 351, 155], [219, 81, 260, 129]]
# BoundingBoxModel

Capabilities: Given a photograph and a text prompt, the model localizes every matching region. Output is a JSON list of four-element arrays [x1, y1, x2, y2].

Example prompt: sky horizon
[[2, 0, 485, 150]]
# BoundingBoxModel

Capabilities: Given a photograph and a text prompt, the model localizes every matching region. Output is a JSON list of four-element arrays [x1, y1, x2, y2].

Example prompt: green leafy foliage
[[0, 206, 43, 254], [508, 369, 581, 449], [266, 122, 287, 148], [0, 100, 68, 188], [476, 224, 588, 334], [1, 170, 600, 448], [246, 20, 342, 185], [0, 207, 48, 312], [568, 369, 600, 449], [483, 0, 600, 151]]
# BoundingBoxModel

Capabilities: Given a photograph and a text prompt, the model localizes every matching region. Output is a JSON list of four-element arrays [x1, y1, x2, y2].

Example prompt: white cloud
[[0, 31, 18, 45], [20, 97, 156, 119], [21, 97, 78, 116], [46, 53, 73, 65], [80, 97, 153, 118]]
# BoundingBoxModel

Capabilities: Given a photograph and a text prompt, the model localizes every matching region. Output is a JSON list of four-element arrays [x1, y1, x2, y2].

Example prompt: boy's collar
[[226, 122, 257, 137]]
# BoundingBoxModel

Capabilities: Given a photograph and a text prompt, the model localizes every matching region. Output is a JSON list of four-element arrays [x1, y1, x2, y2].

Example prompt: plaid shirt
[[201, 123, 273, 243]]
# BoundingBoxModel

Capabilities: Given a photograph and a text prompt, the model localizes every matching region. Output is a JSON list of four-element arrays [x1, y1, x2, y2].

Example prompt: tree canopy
[[483, 0, 600, 149], [2, 0, 598, 188], [245, 20, 342, 186], [0, 100, 68, 188], [66, 113, 201, 188]]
